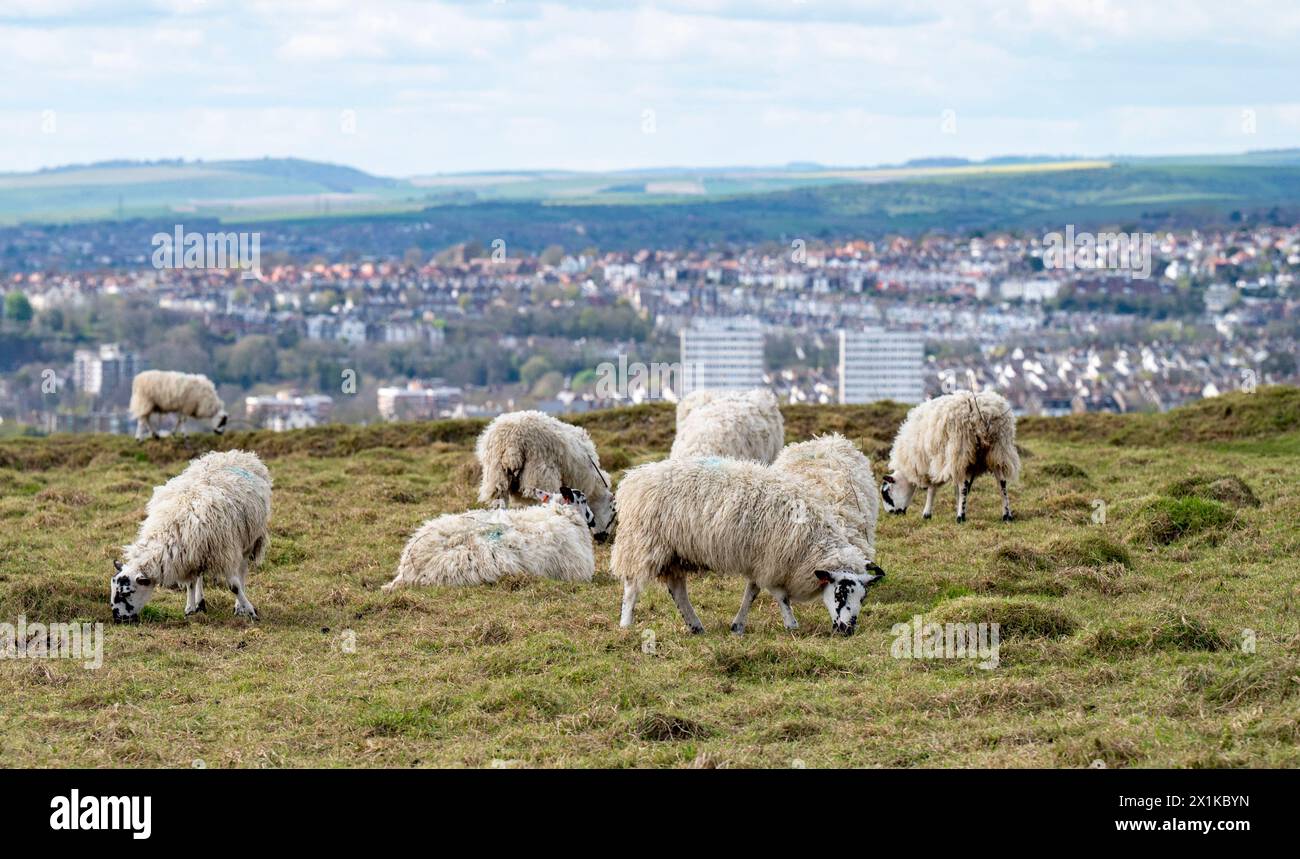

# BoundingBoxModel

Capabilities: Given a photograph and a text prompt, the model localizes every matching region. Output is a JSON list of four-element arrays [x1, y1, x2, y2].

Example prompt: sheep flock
[[108, 369, 1021, 639]]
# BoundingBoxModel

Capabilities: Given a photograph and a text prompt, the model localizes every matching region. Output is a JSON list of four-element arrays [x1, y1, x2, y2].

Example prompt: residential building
[[838, 328, 925, 404], [376, 382, 464, 421], [679, 317, 764, 393], [72, 343, 143, 397], [244, 390, 334, 430]]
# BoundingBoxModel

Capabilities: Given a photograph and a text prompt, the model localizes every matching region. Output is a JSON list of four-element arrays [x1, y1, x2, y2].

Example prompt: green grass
[[1, 389, 1298, 767]]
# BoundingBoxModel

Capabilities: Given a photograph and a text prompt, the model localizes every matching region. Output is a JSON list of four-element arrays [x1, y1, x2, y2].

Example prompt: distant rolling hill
[[2, 151, 1300, 248]]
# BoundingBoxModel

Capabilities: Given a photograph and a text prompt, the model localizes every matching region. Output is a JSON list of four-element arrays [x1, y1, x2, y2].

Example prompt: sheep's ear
[[113, 559, 123, 574], [814, 569, 834, 585], [882, 475, 895, 484], [559, 487, 575, 504], [864, 562, 886, 583]]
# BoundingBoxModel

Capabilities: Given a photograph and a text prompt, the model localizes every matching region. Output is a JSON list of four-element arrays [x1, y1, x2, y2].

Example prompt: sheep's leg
[[174, 414, 187, 437], [184, 576, 207, 616], [230, 560, 258, 620], [771, 588, 798, 630], [922, 486, 936, 519], [619, 580, 640, 628], [956, 474, 974, 523], [135, 417, 150, 441], [999, 478, 1013, 522], [664, 572, 704, 635], [730, 580, 761, 635]]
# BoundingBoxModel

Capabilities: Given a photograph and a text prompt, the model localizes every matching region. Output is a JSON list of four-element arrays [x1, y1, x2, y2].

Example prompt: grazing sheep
[[881, 390, 1021, 523], [670, 388, 785, 464], [383, 488, 596, 590], [129, 370, 229, 440], [475, 410, 614, 541], [611, 457, 885, 636], [772, 433, 879, 561], [111, 450, 270, 623]]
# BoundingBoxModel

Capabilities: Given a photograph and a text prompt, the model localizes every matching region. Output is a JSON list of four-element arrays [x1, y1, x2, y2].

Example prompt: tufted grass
[[1, 388, 1298, 767]]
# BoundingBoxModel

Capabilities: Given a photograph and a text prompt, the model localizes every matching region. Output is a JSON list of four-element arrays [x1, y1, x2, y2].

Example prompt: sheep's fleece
[[121, 450, 271, 588], [129, 370, 225, 422], [384, 502, 594, 589], [771, 433, 879, 561], [611, 456, 868, 603], [887, 390, 1020, 488], [670, 388, 785, 464], [475, 410, 613, 531]]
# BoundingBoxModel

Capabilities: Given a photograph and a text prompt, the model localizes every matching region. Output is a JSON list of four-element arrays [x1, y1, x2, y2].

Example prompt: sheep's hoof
[[956, 515, 966, 524], [185, 599, 207, 616], [1003, 512, 1014, 522], [234, 607, 259, 621], [730, 623, 745, 635], [922, 512, 932, 520], [687, 624, 704, 635]]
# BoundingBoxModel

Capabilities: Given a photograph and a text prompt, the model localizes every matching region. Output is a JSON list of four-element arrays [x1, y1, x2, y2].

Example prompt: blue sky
[[2, 0, 1298, 176]]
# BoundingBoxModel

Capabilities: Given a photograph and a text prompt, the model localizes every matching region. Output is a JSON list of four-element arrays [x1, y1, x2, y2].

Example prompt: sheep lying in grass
[[476, 410, 614, 541], [881, 390, 1021, 523], [670, 388, 785, 464], [111, 450, 270, 623], [772, 433, 879, 561], [130, 370, 229, 440], [612, 457, 885, 636], [383, 488, 596, 590]]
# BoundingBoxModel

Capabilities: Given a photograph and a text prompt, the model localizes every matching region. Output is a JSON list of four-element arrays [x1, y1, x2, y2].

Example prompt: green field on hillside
[[2, 389, 1298, 767]]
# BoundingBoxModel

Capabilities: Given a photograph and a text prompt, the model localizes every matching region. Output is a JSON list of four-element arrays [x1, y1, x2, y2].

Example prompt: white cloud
[[2, 0, 1299, 173]]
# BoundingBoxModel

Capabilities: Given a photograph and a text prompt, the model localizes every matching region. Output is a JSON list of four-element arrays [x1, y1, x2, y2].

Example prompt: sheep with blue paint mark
[[111, 450, 270, 623], [383, 488, 596, 590]]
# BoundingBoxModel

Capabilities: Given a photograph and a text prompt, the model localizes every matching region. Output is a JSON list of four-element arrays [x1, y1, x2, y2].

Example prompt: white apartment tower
[[73, 343, 143, 397], [839, 328, 924, 404], [679, 318, 764, 394]]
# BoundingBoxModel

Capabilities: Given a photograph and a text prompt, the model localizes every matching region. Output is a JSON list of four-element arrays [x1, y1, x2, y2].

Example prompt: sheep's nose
[[594, 532, 608, 544], [833, 622, 855, 637]]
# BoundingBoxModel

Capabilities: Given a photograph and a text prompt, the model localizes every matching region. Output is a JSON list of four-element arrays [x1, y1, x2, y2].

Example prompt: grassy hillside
[[2, 388, 1298, 767]]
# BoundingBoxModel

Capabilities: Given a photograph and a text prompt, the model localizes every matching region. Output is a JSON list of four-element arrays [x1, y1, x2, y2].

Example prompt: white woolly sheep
[[611, 456, 885, 636], [130, 370, 229, 440], [881, 390, 1021, 523], [670, 388, 785, 464], [475, 410, 614, 540], [772, 433, 879, 562], [111, 449, 271, 623], [383, 488, 596, 590]]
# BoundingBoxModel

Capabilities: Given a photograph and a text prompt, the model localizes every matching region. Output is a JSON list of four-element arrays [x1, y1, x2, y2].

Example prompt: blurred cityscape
[[1, 222, 1296, 434]]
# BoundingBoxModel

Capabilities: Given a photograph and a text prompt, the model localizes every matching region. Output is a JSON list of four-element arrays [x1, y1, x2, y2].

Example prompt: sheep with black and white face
[[612, 456, 884, 637], [112, 450, 270, 623]]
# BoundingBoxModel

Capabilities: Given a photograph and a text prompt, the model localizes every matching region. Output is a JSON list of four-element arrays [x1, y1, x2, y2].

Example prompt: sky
[[2, 0, 1299, 176]]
